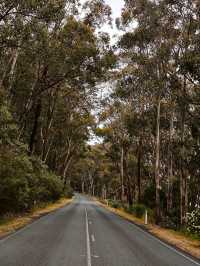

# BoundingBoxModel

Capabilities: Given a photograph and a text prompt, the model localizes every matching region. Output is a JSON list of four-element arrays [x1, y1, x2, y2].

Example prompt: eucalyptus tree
[[0, 0, 116, 210], [113, 0, 200, 225]]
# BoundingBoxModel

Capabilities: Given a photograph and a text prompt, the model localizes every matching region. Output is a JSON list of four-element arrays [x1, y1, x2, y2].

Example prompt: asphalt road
[[0, 195, 199, 266]]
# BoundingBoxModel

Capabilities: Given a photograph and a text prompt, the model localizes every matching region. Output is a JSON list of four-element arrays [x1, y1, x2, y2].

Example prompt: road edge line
[[98, 202, 200, 266], [85, 207, 92, 266], [0, 199, 73, 244]]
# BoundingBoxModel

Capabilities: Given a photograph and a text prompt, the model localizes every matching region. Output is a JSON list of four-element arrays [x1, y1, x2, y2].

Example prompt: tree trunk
[[0, 54, 13, 89], [41, 94, 57, 161], [127, 175, 133, 206], [180, 100, 188, 226], [124, 155, 133, 206], [43, 138, 53, 163], [82, 180, 85, 194], [155, 97, 161, 224], [7, 43, 21, 99], [167, 108, 174, 213], [137, 138, 142, 203], [29, 99, 42, 155], [120, 146, 125, 202], [18, 77, 39, 140], [63, 155, 72, 180]]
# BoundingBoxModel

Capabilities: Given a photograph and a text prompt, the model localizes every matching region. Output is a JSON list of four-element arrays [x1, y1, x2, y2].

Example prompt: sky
[[88, 0, 125, 144], [106, 0, 124, 19], [103, 0, 125, 43], [80, 0, 125, 44]]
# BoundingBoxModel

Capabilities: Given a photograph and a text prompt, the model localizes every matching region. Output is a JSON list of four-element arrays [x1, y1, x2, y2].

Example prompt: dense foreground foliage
[[0, 98, 71, 214], [0, 152, 65, 214]]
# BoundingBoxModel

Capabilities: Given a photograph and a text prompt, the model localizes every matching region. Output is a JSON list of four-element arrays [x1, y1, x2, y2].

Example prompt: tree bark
[[41, 92, 57, 161], [155, 97, 161, 224], [180, 97, 188, 226], [7, 41, 21, 99], [29, 99, 42, 155], [120, 146, 125, 202], [127, 175, 133, 206], [0, 54, 13, 89], [137, 137, 142, 203], [167, 108, 174, 212]]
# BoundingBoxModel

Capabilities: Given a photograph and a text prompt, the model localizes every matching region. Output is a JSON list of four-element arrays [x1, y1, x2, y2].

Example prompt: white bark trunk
[[155, 97, 161, 223], [120, 146, 125, 201]]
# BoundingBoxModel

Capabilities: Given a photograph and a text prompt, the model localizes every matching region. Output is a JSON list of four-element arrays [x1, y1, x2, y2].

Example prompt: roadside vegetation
[[0, 0, 115, 217]]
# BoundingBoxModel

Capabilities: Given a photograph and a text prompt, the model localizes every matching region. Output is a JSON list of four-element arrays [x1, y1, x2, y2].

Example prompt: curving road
[[0, 195, 199, 266]]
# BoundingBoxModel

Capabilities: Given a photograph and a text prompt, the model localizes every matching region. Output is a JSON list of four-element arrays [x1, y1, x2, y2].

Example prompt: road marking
[[106, 209, 200, 266], [130, 223, 200, 265], [92, 255, 99, 258], [91, 234, 95, 242], [85, 208, 92, 266]]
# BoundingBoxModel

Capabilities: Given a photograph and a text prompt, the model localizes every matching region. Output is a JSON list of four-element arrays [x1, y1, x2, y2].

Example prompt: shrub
[[132, 204, 146, 218], [187, 208, 200, 236], [64, 185, 74, 198], [162, 208, 180, 229], [0, 99, 67, 215], [0, 151, 66, 215], [125, 204, 155, 221], [35, 172, 63, 203], [0, 152, 33, 213], [109, 199, 121, 209]]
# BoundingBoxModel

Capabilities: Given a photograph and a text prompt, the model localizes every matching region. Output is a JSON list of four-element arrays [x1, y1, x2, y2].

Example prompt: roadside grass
[[0, 198, 73, 239], [98, 199, 200, 260]]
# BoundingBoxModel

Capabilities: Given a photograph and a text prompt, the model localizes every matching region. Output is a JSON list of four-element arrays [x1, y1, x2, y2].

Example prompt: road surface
[[0, 195, 199, 266]]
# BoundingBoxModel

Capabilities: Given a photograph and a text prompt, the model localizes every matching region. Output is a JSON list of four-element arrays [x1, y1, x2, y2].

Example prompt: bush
[[162, 208, 180, 229], [0, 152, 33, 213], [108, 199, 121, 209], [35, 172, 63, 203], [131, 204, 146, 218], [0, 151, 67, 215], [125, 204, 155, 221], [187, 208, 200, 236], [0, 99, 69, 215], [64, 185, 74, 198]]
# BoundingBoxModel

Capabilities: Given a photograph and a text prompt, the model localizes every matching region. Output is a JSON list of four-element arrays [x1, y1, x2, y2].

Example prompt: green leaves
[[83, 0, 112, 28], [0, 0, 117, 215], [0, 99, 18, 146]]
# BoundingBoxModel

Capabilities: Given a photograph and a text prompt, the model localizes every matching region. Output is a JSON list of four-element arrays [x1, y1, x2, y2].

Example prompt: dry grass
[[149, 227, 200, 259], [98, 201, 200, 260], [0, 198, 73, 239]]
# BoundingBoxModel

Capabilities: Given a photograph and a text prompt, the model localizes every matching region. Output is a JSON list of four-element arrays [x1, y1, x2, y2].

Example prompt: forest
[[0, 0, 199, 236]]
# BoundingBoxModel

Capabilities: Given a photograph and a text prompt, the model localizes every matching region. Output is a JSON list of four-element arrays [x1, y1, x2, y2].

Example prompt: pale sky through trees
[[106, 0, 124, 19], [103, 0, 124, 42], [89, 0, 125, 145], [80, 0, 125, 42]]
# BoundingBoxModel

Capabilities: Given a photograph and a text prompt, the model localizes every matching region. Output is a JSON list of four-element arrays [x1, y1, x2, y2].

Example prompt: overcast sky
[[80, 0, 125, 41], [106, 0, 124, 18], [88, 0, 125, 144], [103, 0, 124, 42]]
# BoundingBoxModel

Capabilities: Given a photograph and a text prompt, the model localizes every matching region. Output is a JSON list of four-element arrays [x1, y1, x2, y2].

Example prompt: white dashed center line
[[85, 208, 92, 266]]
